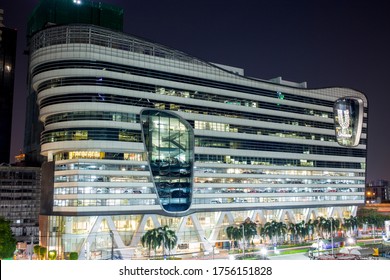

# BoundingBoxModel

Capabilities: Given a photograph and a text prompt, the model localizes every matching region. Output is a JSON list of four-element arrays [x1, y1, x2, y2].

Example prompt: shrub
[[69, 252, 78, 260], [39, 247, 47, 260], [48, 250, 57, 260]]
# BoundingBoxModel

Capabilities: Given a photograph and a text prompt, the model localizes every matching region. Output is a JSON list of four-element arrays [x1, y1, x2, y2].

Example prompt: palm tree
[[261, 220, 287, 245], [350, 216, 358, 234], [141, 227, 162, 259], [274, 221, 288, 243], [293, 221, 308, 243], [305, 219, 316, 240], [260, 221, 274, 243], [316, 216, 327, 238], [343, 216, 356, 236], [141, 226, 178, 259], [288, 223, 298, 243], [242, 218, 258, 247], [226, 225, 242, 250], [159, 225, 178, 257], [289, 222, 306, 243], [331, 218, 340, 237], [319, 217, 340, 238]]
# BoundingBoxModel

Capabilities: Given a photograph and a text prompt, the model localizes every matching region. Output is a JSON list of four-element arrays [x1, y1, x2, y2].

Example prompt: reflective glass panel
[[141, 109, 194, 213], [334, 97, 363, 147]]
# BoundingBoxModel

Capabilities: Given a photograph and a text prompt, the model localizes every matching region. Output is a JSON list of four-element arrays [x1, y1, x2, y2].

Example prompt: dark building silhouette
[[0, 164, 41, 242], [366, 179, 390, 203], [0, 9, 17, 164]]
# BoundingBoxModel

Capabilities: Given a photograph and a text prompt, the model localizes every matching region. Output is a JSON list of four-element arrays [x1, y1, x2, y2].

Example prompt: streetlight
[[366, 191, 371, 203], [242, 224, 245, 257], [366, 191, 376, 204], [330, 218, 334, 256], [109, 230, 114, 260]]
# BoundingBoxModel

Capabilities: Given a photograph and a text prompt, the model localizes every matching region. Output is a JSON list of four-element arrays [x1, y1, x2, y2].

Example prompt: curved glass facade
[[141, 109, 194, 214], [334, 97, 364, 147], [32, 25, 367, 215], [29, 24, 368, 259]]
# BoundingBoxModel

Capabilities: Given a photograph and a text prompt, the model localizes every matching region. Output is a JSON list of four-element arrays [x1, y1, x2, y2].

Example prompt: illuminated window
[[72, 130, 88, 140], [69, 151, 102, 159]]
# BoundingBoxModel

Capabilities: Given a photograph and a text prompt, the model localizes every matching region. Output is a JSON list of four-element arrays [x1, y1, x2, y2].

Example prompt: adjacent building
[[0, 9, 17, 164], [366, 179, 390, 203], [27, 0, 368, 259], [0, 164, 41, 242]]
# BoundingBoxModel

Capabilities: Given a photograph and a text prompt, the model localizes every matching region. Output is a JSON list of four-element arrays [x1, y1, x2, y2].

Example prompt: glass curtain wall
[[334, 97, 363, 147], [141, 109, 194, 214]]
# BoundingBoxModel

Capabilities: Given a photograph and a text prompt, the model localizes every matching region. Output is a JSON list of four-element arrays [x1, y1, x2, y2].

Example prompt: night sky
[[1, 0, 389, 181]]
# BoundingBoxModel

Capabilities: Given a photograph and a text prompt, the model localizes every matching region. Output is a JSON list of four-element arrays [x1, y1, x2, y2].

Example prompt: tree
[[289, 221, 307, 244], [159, 225, 177, 257], [318, 217, 340, 238], [48, 250, 57, 260], [141, 226, 178, 259], [350, 216, 358, 232], [33, 245, 41, 259], [69, 252, 78, 260], [0, 217, 16, 259], [274, 221, 288, 243], [288, 223, 298, 243], [39, 246, 47, 260], [343, 216, 358, 236], [357, 208, 389, 237], [33, 245, 47, 260], [226, 225, 242, 249], [315, 216, 327, 238], [242, 218, 258, 247], [260, 221, 274, 243], [260, 220, 287, 244], [141, 228, 161, 258], [305, 219, 316, 240], [226, 218, 257, 251]]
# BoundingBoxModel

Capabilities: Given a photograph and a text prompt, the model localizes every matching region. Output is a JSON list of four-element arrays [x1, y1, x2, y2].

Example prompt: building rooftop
[[27, 0, 124, 37]]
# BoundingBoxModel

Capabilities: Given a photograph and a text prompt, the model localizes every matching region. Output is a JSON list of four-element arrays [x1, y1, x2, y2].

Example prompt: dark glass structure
[[0, 15, 17, 164], [334, 97, 363, 147], [141, 109, 194, 214], [27, 0, 123, 37]]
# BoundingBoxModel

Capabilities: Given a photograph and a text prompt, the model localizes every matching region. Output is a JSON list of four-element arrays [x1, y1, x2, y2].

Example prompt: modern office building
[[28, 1, 367, 259], [0, 164, 41, 242], [0, 9, 17, 164]]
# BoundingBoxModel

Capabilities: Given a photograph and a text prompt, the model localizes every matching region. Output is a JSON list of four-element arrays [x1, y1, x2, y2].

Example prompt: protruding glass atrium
[[141, 109, 194, 214], [334, 97, 363, 147]]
